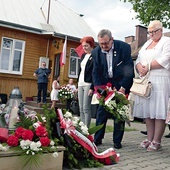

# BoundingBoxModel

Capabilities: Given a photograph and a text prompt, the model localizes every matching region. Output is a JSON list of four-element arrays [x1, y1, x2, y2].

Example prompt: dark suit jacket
[[78, 53, 94, 90], [92, 40, 134, 94]]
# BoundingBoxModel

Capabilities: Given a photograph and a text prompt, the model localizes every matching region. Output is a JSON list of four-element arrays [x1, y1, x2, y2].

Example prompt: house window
[[68, 48, 80, 78], [0, 37, 25, 75]]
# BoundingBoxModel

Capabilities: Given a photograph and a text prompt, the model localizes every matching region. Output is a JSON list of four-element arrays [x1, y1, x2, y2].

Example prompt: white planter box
[[0, 146, 65, 170]]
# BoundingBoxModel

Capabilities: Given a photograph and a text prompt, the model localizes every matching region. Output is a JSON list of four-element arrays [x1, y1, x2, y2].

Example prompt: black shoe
[[140, 131, 147, 135], [37, 101, 41, 103], [94, 140, 102, 146], [114, 143, 122, 149], [165, 133, 170, 138]]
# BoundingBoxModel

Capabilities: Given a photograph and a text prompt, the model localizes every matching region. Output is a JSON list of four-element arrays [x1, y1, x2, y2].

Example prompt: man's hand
[[119, 87, 125, 94]]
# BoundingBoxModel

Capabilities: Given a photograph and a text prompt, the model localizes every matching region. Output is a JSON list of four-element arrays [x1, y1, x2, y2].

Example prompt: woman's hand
[[136, 63, 149, 77], [88, 89, 93, 96]]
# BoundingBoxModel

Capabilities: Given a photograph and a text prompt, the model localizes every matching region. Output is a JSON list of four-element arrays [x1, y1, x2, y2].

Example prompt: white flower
[[26, 150, 30, 154], [79, 121, 84, 127], [52, 152, 58, 158], [33, 122, 41, 128], [81, 125, 89, 135], [72, 117, 79, 126], [51, 146, 56, 149], [20, 140, 32, 150], [0, 144, 9, 151], [31, 151, 35, 155], [30, 141, 41, 152], [50, 140, 55, 146], [106, 100, 116, 109], [64, 111, 72, 118], [42, 116, 46, 122]]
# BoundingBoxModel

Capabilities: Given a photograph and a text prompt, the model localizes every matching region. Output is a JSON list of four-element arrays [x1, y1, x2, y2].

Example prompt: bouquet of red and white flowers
[[0, 108, 59, 169], [96, 83, 131, 126], [58, 86, 74, 99]]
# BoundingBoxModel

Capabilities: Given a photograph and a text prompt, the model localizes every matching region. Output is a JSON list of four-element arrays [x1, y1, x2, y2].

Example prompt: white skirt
[[50, 89, 59, 101], [133, 71, 170, 119]]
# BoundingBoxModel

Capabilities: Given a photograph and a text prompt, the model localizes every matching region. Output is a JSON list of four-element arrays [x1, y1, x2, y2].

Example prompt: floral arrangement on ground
[[0, 104, 120, 169]]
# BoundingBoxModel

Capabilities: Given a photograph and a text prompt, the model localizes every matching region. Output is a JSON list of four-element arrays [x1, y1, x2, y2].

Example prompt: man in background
[[33, 61, 51, 103]]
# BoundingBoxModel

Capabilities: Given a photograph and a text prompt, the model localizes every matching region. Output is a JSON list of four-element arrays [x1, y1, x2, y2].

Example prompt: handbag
[[130, 73, 152, 97]]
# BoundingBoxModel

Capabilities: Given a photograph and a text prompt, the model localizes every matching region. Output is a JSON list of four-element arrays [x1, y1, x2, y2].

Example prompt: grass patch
[[90, 122, 137, 133]]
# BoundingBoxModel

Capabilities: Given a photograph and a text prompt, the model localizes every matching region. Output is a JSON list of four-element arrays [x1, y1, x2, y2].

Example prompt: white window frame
[[68, 48, 80, 78], [0, 37, 25, 75]]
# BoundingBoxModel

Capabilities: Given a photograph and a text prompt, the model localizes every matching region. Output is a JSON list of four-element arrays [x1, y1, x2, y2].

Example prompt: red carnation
[[104, 157, 112, 165], [35, 126, 48, 137], [40, 137, 50, 146], [15, 127, 25, 138], [106, 83, 112, 87], [87, 135, 93, 142], [7, 135, 19, 146], [22, 129, 34, 141]]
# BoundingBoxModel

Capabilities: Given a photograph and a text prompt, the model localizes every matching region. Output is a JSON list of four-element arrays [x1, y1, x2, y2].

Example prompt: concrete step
[[24, 105, 45, 114], [24, 102, 66, 114], [31, 96, 52, 103], [26, 101, 51, 108]]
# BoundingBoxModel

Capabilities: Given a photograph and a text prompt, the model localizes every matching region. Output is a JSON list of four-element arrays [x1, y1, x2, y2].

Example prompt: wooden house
[[0, 0, 96, 101]]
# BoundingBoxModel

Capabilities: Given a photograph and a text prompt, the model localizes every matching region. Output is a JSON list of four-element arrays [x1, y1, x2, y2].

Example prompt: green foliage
[[59, 135, 103, 169], [121, 0, 170, 28], [41, 107, 104, 169], [88, 124, 104, 134], [15, 114, 37, 129], [42, 105, 59, 139]]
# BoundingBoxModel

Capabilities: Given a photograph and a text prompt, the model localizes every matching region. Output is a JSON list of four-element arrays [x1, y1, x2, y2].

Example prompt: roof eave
[[0, 20, 43, 34]]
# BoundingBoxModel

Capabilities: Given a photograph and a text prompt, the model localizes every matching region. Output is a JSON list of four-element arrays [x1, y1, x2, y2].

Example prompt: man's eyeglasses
[[99, 39, 111, 46], [147, 28, 161, 35]]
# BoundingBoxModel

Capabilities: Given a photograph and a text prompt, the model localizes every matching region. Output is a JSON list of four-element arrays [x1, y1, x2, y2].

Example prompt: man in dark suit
[[92, 29, 134, 149]]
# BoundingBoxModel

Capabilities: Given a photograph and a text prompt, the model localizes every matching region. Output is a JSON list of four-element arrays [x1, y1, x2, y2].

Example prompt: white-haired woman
[[133, 20, 170, 151]]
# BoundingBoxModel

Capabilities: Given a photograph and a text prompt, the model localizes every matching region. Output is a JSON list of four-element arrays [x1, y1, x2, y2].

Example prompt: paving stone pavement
[[63, 119, 170, 170]]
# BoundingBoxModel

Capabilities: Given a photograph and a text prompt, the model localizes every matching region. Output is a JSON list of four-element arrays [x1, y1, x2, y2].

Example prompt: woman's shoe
[[146, 141, 162, 152], [140, 139, 151, 148]]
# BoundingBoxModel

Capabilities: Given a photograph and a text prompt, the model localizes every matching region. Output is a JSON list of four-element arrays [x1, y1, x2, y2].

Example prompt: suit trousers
[[37, 83, 47, 103], [94, 104, 125, 144]]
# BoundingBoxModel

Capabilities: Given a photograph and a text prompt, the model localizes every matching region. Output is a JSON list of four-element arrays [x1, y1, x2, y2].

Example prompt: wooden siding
[[0, 27, 79, 101]]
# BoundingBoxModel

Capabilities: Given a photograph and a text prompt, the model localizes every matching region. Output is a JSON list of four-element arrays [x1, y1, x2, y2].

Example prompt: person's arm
[[33, 73, 37, 77], [154, 38, 170, 70]]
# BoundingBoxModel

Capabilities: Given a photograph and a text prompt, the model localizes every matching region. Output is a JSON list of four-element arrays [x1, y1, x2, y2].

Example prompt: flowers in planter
[[0, 103, 120, 169], [7, 124, 58, 156], [96, 83, 131, 126], [0, 106, 59, 169], [58, 86, 74, 99]]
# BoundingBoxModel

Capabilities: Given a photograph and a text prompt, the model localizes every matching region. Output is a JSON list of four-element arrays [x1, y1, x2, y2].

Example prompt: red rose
[[40, 137, 50, 146], [15, 127, 25, 138], [7, 135, 19, 146], [35, 126, 48, 137], [22, 129, 34, 140]]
